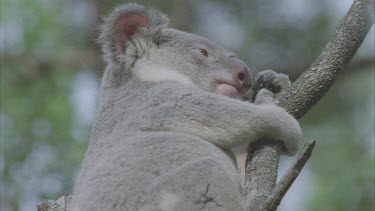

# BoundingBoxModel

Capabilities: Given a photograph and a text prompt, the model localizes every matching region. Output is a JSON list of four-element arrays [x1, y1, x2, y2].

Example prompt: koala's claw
[[251, 70, 291, 102], [254, 88, 274, 105], [255, 74, 280, 93]]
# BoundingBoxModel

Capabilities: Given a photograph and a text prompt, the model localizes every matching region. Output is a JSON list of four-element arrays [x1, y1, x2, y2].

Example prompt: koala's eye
[[198, 49, 208, 57]]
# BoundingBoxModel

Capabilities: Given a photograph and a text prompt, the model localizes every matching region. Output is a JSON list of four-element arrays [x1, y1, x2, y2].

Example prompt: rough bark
[[242, 141, 282, 210], [37, 195, 71, 211], [243, 0, 374, 210], [279, 0, 374, 120]]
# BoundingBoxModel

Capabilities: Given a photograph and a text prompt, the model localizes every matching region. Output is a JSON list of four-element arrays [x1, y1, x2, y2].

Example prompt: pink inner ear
[[113, 12, 151, 55]]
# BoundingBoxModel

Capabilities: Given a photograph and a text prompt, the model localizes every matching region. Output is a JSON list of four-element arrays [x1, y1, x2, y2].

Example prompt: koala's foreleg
[[143, 83, 301, 154]]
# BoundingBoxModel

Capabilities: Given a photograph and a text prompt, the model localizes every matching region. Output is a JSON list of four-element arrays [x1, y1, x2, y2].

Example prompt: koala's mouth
[[215, 79, 247, 97]]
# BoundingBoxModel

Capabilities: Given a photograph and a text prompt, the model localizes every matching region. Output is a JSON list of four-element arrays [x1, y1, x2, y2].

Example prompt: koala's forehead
[[160, 29, 227, 52]]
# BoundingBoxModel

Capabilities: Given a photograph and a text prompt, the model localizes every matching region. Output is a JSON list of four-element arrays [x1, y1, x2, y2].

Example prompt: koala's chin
[[216, 83, 241, 97]]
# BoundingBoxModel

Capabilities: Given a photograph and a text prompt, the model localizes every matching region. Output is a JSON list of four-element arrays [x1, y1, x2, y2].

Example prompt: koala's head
[[99, 3, 252, 98]]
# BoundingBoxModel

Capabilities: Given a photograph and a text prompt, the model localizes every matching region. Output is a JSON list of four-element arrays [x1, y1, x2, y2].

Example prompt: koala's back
[[70, 132, 242, 211]]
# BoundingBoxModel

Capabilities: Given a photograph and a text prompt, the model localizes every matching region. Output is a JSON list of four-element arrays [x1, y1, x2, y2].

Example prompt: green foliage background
[[1, 0, 373, 210]]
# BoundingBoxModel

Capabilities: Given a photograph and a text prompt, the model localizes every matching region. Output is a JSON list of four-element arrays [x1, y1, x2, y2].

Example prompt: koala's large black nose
[[235, 71, 246, 81], [233, 68, 251, 87], [231, 60, 252, 86]]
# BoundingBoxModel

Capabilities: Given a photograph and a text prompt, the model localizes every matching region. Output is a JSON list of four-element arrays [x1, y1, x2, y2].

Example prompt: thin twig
[[265, 141, 316, 211]]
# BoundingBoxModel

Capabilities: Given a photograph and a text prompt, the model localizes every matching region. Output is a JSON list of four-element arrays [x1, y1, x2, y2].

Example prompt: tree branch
[[243, 0, 374, 210], [265, 141, 316, 211], [279, 0, 374, 119], [279, 57, 375, 80], [242, 141, 282, 210], [37, 195, 71, 211]]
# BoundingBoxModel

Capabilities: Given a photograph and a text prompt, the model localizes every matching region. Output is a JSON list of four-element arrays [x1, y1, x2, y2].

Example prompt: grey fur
[[70, 3, 301, 211]]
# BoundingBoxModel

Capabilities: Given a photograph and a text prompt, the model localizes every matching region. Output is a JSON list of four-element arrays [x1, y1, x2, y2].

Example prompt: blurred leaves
[[302, 68, 374, 211], [1, 0, 94, 210]]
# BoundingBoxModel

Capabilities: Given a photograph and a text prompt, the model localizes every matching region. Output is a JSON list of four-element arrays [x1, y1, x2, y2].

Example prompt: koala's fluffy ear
[[99, 3, 169, 64]]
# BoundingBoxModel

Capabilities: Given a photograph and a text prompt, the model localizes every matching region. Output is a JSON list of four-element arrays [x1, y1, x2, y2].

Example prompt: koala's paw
[[252, 70, 291, 101], [254, 88, 274, 105], [260, 104, 302, 155]]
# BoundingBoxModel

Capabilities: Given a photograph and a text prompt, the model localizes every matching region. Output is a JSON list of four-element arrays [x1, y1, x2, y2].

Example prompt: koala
[[70, 3, 301, 211]]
